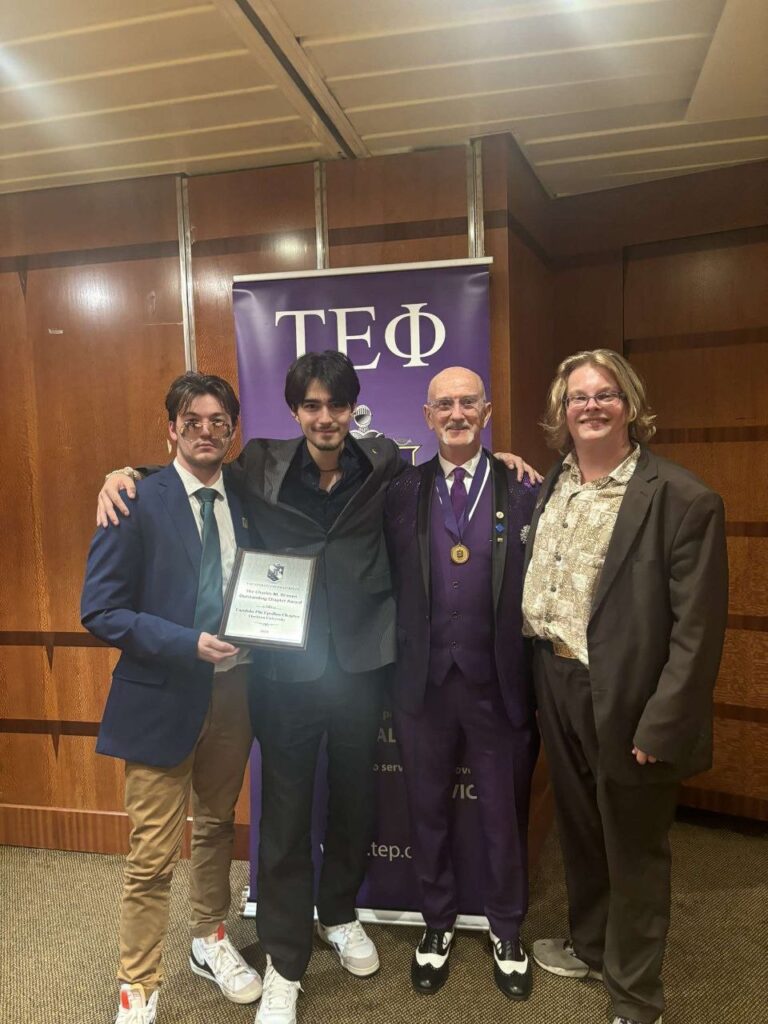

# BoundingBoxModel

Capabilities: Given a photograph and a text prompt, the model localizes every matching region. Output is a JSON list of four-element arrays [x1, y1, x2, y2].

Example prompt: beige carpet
[[1, 813, 766, 1024]]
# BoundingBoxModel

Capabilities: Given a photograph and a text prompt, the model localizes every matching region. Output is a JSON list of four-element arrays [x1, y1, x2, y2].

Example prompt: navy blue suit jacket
[[384, 452, 539, 729], [81, 463, 251, 768]]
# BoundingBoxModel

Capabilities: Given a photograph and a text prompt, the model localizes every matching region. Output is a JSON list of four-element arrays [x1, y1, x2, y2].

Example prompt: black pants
[[534, 644, 679, 1024], [254, 647, 385, 980]]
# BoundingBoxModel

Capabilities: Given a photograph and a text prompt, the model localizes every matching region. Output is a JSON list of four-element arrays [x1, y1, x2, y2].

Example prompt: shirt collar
[[173, 457, 225, 499], [563, 444, 640, 485], [438, 447, 485, 481]]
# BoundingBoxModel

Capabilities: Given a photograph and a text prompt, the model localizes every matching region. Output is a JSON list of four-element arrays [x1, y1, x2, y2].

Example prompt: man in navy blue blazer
[[81, 373, 262, 1024]]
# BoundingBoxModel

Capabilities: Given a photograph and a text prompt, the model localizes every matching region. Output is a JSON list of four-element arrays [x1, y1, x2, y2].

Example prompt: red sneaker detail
[[216, 923, 226, 941], [120, 990, 131, 1010]]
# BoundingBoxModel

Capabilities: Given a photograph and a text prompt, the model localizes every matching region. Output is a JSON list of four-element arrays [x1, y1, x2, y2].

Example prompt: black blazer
[[226, 436, 404, 682]]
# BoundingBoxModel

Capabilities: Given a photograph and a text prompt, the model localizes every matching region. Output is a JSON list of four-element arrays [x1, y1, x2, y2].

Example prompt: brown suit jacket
[[524, 446, 728, 784]]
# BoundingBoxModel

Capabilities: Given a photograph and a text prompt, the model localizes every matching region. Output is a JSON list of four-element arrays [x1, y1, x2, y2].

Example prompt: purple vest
[[428, 473, 496, 685]]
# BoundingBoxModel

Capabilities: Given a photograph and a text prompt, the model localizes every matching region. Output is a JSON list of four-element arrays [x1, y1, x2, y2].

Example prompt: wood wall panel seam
[[725, 522, 768, 537], [624, 224, 768, 261], [0, 719, 100, 736], [328, 218, 469, 247], [0, 241, 179, 272], [713, 703, 768, 724], [625, 326, 768, 354], [0, 632, 106, 647], [193, 228, 317, 258], [653, 426, 768, 444], [677, 787, 768, 822], [727, 614, 768, 632]]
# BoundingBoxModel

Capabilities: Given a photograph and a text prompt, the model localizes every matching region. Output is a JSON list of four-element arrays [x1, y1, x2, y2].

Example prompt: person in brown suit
[[522, 349, 728, 1024]]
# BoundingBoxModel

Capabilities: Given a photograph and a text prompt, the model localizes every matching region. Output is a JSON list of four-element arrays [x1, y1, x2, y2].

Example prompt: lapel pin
[[495, 523, 504, 533], [496, 511, 504, 519]]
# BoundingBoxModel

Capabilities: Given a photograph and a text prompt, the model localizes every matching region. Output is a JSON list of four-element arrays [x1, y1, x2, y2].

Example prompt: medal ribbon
[[434, 453, 489, 544]]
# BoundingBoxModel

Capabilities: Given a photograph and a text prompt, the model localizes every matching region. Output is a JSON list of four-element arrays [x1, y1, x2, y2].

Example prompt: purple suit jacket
[[384, 451, 539, 729]]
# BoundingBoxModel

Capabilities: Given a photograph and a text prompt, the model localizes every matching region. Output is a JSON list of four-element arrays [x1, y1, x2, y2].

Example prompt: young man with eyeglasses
[[522, 350, 728, 1024], [95, 352, 536, 1024], [81, 373, 262, 1024]]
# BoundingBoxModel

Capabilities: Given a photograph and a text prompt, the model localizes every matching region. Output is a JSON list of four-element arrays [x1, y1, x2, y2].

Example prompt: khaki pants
[[118, 665, 254, 992]]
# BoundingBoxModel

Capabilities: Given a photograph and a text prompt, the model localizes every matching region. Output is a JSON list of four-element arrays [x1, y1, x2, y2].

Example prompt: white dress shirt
[[173, 458, 250, 672]]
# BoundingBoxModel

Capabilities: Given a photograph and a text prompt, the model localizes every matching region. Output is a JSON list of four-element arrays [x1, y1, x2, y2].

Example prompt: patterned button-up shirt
[[522, 445, 640, 665]]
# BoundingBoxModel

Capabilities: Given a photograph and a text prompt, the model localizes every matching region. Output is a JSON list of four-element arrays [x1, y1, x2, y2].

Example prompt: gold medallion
[[450, 543, 470, 564]]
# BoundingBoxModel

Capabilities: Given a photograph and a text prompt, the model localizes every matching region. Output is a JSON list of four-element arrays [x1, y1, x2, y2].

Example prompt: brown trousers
[[119, 665, 254, 992], [534, 645, 679, 1024]]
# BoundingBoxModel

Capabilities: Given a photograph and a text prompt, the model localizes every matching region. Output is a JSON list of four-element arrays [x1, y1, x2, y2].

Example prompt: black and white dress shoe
[[489, 932, 532, 1000], [411, 927, 454, 994]]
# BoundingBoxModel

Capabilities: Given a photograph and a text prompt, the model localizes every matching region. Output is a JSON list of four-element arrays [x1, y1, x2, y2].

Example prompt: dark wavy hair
[[165, 372, 240, 425], [284, 350, 360, 411]]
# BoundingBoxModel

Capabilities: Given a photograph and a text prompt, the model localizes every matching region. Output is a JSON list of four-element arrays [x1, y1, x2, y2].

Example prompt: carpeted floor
[[1, 814, 766, 1024]]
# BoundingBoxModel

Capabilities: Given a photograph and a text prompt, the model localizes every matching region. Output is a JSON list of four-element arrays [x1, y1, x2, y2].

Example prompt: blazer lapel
[[262, 437, 303, 505], [417, 457, 438, 601], [490, 454, 508, 612], [523, 460, 562, 574], [589, 448, 659, 620], [226, 485, 250, 548], [157, 465, 202, 573]]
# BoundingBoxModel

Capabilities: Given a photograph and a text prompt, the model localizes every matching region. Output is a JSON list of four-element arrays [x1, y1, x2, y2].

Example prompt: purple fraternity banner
[[234, 259, 492, 925]]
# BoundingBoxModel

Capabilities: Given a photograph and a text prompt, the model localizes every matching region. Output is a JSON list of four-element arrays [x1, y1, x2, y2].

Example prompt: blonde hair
[[541, 349, 656, 453]]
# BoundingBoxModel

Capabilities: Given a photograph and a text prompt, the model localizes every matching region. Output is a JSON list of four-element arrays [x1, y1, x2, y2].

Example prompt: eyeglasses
[[179, 417, 233, 439], [428, 395, 485, 413], [563, 390, 625, 409]]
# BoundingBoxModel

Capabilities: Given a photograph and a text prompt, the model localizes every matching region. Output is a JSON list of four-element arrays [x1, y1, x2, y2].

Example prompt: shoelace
[[206, 937, 249, 985], [421, 928, 449, 954], [262, 964, 300, 1010], [329, 920, 368, 951]]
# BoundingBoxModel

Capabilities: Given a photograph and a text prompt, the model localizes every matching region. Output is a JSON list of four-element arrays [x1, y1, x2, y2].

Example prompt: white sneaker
[[317, 919, 380, 977], [114, 985, 159, 1024], [255, 956, 302, 1024], [190, 925, 262, 1003]]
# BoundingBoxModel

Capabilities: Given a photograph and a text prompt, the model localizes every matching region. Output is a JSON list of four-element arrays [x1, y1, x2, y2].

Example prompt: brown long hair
[[541, 349, 656, 453]]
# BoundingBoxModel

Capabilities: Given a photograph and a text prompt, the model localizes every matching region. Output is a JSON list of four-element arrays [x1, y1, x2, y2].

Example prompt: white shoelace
[[262, 963, 301, 1011], [206, 937, 250, 986], [327, 920, 368, 952]]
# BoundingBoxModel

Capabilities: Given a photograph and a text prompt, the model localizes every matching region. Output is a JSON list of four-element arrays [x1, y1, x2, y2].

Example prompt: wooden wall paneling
[[651, 441, 768, 521], [553, 161, 768, 259], [188, 163, 317, 387], [686, 718, 768, 805], [49, 647, 119, 723], [0, 272, 47, 632], [1, 174, 187, 851], [624, 230, 768, 339], [630, 342, 768, 430], [624, 224, 768, 820], [0, 648, 52, 719], [0, 805, 132, 855], [0, 176, 179, 259], [552, 255, 624, 361], [326, 148, 469, 269], [27, 255, 186, 631], [507, 233, 554, 471], [484, 206, 512, 454], [717, 630, 768, 710], [482, 133, 551, 258]]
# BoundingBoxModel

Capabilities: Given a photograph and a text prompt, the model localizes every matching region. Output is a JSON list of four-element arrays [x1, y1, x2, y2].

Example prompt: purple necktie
[[450, 467, 467, 523]]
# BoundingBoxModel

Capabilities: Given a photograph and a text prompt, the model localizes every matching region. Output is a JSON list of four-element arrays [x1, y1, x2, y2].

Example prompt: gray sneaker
[[532, 937, 603, 981]]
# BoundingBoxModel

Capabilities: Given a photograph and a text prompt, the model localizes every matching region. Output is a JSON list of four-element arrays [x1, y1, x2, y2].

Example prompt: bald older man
[[384, 368, 539, 1000]]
